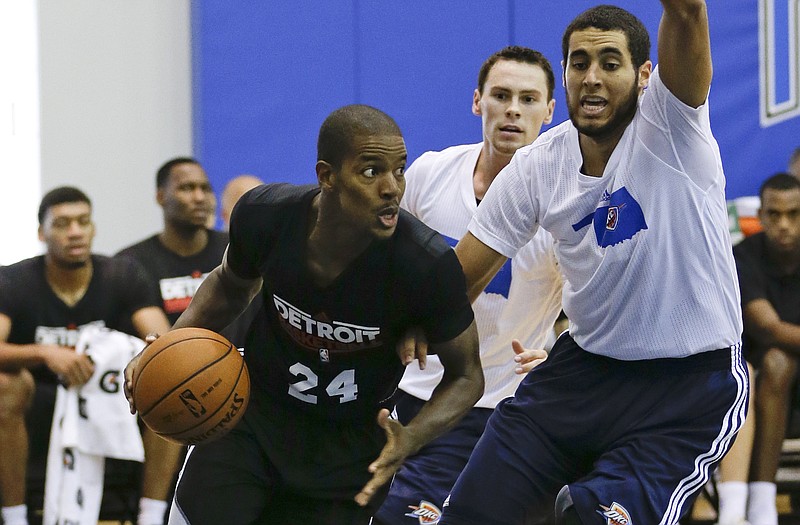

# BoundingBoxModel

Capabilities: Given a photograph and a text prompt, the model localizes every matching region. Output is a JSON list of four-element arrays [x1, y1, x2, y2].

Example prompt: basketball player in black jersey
[[0, 187, 180, 525], [125, 104, 484, 525]]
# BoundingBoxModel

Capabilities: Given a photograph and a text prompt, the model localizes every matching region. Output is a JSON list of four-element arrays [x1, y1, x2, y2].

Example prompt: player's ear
[[316, 160, 336, 190], [638, 60, 652, 92], [472, 88, 482, 116], [38, 224, 45, 242], [156, 188, 166, 206], [544, 98, 556, 125]]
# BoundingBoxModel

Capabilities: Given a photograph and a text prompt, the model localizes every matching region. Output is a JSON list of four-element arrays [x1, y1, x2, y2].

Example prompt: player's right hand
[[355, 408, 418, 507], [512, 339, 548, 374], [43, 345, 95, 387], [123, 333, 159, 414]]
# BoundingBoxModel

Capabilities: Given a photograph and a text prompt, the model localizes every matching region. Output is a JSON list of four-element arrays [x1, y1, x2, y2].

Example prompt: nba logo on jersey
[[596, 501, 631, 525], [606, 206, 620, 230], [319, 348, 330, 362]]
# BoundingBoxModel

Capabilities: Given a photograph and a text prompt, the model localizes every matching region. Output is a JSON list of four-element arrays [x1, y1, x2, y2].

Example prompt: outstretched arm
[[658, 0, 712, 107], [355, 320, 483, 506]]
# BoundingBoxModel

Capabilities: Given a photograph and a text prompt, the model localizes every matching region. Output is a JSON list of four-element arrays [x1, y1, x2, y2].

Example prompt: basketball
[[132, 327, 250, 445]]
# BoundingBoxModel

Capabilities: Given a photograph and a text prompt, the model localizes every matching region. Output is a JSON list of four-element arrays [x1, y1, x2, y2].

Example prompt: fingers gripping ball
[[133, 327, 250, 445]]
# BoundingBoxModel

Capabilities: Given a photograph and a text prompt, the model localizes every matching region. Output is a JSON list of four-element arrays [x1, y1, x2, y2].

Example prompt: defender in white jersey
[[440, 3, 747, 525], [374, 46, 562, 525]]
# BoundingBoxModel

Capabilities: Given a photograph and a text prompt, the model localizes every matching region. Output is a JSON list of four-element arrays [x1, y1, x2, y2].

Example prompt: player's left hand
[[355, 408, 415, 506], [512, 339, 547, 374]]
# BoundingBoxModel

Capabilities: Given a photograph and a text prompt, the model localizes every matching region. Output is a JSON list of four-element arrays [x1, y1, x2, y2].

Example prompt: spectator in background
[[115, 157, 246, 347], [0, 186, 178, 525], [220, 174, 264, 231], [731, 172, 800, 525], [789, 147, 800, 179], [373, 45, 562, 525]]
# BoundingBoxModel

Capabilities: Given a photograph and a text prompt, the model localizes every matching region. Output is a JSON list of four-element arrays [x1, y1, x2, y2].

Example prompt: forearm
[[751, 320, 800, 355], [0, 342, 47, 371], [403, 322, 483, 452], [744, 299, 800, 354], [404, 370, 483, 452], [172, 266, 260, 333]]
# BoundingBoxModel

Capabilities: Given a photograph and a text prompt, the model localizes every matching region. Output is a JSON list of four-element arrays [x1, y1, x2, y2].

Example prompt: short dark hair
[[562, 5, 651, 70], [790, 146, 800, 167], [477, 46, 555, 101], [38, 186, 91, 225], [317, 105, 402, 171], [760, 172, 800, 200], [156, 157, 201, 189]]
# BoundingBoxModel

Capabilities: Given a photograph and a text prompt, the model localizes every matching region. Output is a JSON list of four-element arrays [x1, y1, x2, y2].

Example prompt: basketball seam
[[161, 357, 247, 443], [138, 342, 235, 419], [132, 335, 229, 398]]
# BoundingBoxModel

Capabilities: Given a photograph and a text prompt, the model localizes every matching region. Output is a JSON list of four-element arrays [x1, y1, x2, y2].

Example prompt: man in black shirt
[[116, 158, 228, 327], [0, 187, 178, 525], [732, 172, 800, 524], [126, 105, 484, 525]]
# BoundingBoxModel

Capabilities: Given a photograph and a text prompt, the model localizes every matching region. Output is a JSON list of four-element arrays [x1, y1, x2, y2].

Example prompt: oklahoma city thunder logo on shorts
[[405, 500, 442, 524], [597, 501, 631, 524]]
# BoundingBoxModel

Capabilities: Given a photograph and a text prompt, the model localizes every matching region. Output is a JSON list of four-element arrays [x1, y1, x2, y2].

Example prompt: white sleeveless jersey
[[399, 143, 563, 408], [470, 67, 742, 360]]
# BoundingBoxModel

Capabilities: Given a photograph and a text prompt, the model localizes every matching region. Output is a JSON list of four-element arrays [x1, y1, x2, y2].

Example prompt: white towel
[[43, 326, 146, 525]]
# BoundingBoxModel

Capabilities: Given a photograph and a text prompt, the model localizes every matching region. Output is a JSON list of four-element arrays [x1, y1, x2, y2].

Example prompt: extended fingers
[[395, 327, 428, 369], [512, 339, 548, 374]]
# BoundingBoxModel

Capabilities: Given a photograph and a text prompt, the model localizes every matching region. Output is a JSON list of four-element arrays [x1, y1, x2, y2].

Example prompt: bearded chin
[[568, 74, 641, 140]]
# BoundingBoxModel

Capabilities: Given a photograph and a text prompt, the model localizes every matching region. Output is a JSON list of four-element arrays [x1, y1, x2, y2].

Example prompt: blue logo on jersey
[[442, 234, 511, 298], [571, 187, 647, 247]]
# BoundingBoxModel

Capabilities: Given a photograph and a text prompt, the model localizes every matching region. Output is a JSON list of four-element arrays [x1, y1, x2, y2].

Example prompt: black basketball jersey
[[228, 184, 474, 421], [0, 255, 159, 383], [116, 230, 229, 325]]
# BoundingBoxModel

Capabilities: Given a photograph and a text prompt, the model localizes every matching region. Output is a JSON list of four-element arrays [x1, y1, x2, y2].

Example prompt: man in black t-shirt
[[730, 173, 800, 524], [0, 187, 179, 525], [116, 157, 251, 349], [125, 105, 484, 525], [116, 158, 228, 325]]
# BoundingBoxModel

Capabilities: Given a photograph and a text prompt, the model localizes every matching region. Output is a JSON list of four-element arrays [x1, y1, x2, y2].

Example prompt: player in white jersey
[[373, 46, 562, 525], [439, 3, 748, 525]]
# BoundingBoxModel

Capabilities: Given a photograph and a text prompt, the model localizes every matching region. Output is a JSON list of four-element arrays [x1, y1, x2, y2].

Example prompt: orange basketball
[[132, 327, 250, 445]]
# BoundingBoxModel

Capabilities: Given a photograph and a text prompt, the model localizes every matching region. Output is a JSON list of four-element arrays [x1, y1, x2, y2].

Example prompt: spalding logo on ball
[[132, 327, 250, 445]]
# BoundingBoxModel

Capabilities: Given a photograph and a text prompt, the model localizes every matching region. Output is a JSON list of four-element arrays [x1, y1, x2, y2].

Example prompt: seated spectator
[[115, 157, 248, 349], [718, 173, 800, 525], [0, 186, 181, 525], [220, 174, 264, 231]]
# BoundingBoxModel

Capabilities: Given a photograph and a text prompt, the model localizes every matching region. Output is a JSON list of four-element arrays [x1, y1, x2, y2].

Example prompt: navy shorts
[[439, 333, 749, 525], [170, 418, 388, 525], [373, 391, 493, 525]]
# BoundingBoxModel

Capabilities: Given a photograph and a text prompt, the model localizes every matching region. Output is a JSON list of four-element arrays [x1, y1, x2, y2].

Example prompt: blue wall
[[193, 1, 800, 201]]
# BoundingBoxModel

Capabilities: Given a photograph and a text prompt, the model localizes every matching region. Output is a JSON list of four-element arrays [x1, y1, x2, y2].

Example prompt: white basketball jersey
[[470, 67, 742, 360], [399, 143, 563, 408]]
